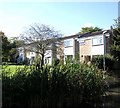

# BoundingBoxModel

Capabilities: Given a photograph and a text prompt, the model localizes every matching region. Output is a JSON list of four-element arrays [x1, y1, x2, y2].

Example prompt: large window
[[45, 57, 51, 64], [92, 36, 103, 46], [64, 39, 72, 47]]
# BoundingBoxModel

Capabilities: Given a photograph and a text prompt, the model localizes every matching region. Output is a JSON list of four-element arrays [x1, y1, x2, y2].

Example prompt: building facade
[[17, 40, 62, 65], [78, 31, 111, 63], [63, 35, 79, 61], [17, 30, 111, 65]]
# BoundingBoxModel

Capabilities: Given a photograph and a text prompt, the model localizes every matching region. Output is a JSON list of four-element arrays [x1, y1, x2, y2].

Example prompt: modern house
[[17, 39, 63, 65], [61, 30, 111, 63], [17, 44, 37, 64], [78, 30, 111, 63], [62, 35, 79, 61], [17, 30, 111, 65]]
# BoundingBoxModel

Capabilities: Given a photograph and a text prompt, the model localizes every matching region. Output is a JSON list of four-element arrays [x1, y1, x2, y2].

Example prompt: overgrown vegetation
[[1, 31, 25, 63], [91, 54, 115, 71], [110, 22, 120, 61], [2, 62, 109, 108], [108, 18, 120, 70], [20, 23, 62, 67]]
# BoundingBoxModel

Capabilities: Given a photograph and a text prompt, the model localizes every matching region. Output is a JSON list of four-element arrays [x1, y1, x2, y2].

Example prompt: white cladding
[[91, 45, 104, 55], [64, 47, 74, 55], [44, 50, 52, 65], [45, 50, 52, 57], [17, 47, 25, 60], [91, 34, 104, 55]]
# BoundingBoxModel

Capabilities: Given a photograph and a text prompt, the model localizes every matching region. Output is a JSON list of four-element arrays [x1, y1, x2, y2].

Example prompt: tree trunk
[[41, 54, 44, 69]]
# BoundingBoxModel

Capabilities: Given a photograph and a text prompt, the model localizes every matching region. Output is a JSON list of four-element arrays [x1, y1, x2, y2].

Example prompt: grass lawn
[[2, 65, 31, 76]]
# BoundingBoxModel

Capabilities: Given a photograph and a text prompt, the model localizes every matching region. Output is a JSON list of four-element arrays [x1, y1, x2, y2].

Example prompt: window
[[79, 39, 85, 46], [92, 36, 103, 46], [45, 57, 51, 64], [45, 58, 48, 64], [64, 40, 72, 47], [30, 52, 35, 56]]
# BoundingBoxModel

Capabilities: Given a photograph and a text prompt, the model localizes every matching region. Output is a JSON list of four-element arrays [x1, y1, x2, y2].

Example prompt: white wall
[[64, 47, 74, 55], [17, 47, 25, 61], [91, 34, 104, 55], [45, 50, 52, 57], [91, 45, 104, 55], [26, 52, 36, 59], [44, 50, 52, 65]]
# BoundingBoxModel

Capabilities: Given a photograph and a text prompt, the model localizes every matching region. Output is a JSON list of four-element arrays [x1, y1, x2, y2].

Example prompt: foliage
[[20, 23, 62, 68], [2, 65, 30, 76], [0, 31, 11, 62], [9, 48, 19, 63], [0, 31, 24, 63], [110, 18, 120, 61], [91, 54, 115, 71], [77, 26, 102, 34], [9, 37, 25, 47], [9, 37, 25, 63], [2, 62, 108, 108]]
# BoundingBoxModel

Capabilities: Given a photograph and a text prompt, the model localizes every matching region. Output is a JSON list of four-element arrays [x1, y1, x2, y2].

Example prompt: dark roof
[[78, 31, 102, 38], [18, 30, 111, 48], [78, 30, 111, 38], [60, 30, 110, 40], [59, 34, 78, 40]]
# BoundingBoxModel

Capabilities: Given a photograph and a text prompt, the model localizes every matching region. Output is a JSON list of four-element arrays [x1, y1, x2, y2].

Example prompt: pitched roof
[[78, 31, 102, 38], [61, 30, 110, 40], [78, 30, 111, 38], [18, 30, 111, 48]]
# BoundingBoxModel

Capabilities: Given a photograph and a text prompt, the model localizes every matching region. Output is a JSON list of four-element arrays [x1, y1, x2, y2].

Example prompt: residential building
[[17, 30, 111, 65], [61, 30, 111, 63], [78, 30, 111, 63], [62, 35, 79, 61], [17, 39, 62, 65], [17, 45, 36, 64]]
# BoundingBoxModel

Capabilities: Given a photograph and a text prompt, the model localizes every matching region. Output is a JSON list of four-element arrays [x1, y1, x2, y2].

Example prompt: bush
[[2, 62, 109, 108], [91, 54, 115, 71]]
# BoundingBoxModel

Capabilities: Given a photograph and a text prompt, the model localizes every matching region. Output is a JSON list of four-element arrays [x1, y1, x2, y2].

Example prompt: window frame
[[64, 39, 73, 47], [92, 36, 103, 46]]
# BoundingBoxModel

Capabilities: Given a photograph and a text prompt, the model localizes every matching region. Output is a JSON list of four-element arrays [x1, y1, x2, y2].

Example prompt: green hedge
[[2, 62, 109, 108], [91, 54, 115, 71]]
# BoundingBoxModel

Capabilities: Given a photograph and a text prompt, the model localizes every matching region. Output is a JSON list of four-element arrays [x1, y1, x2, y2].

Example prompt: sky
[[0, 2, 119, 38]]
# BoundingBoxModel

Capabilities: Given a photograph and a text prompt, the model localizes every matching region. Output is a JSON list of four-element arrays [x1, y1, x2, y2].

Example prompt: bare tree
[[20, 23, 62, 68]]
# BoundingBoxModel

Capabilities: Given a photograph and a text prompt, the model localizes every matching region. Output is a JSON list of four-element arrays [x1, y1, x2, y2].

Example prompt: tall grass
[[2, 62, 109, 108]]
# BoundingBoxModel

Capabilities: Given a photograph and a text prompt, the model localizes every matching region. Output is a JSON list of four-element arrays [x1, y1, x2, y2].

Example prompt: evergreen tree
[[77, 26, 102, 34], [110, 17, 120, 61], [0, 31, 11, 62]]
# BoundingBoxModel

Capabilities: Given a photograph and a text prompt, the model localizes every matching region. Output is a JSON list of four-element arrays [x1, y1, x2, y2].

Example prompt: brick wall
[[80, 39, 92, 62]]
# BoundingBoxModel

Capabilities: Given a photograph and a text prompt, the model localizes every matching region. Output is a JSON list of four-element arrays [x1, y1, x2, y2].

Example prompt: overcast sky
[[0, 2, 118, 37]]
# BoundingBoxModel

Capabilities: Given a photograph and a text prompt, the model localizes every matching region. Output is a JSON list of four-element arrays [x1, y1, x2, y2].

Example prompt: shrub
[[91, 54, 115, 71], [2, 62, 109, 108]]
